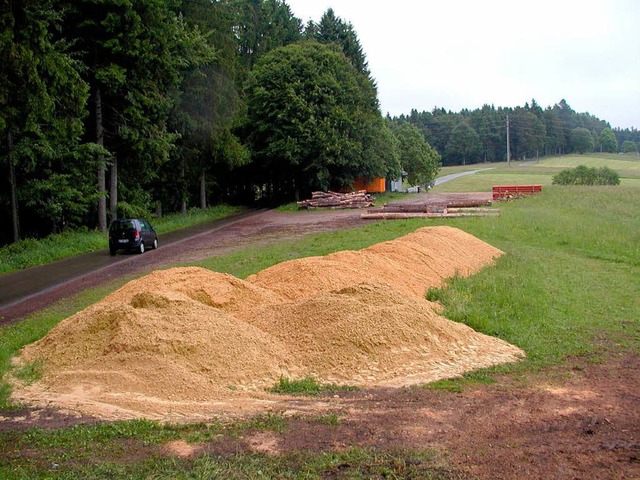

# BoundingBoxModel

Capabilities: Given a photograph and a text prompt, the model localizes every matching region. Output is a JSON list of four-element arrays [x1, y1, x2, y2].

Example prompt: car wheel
[[138, 241, 145, 254], [152, 237, 158, 249]]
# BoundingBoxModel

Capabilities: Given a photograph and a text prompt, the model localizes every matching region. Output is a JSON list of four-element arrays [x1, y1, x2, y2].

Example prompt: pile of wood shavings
[[11, 226, 524, 420]]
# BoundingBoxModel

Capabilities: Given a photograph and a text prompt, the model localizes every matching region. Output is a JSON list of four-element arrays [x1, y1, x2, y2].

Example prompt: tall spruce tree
[[308, 8, 370, 77], [62, 0, 212, 229], [1, 0, 88, 242], [235, 0, 302, 70]]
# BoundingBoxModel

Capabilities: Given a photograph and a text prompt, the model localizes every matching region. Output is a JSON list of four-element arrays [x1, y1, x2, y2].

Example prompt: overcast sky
[[285, 0, 639, 129]]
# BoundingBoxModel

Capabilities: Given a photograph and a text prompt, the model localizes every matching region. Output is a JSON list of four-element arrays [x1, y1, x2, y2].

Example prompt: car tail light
[[135, 230, 140, 240]]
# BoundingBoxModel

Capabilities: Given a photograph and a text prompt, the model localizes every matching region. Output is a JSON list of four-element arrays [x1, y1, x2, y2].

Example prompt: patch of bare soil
[[1, 354, 637, 479], [264, 353, 638, 480], [8, 226, 523, 421]]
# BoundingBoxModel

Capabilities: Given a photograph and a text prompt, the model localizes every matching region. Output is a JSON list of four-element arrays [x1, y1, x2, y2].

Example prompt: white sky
[[285, 0, 640, 129]]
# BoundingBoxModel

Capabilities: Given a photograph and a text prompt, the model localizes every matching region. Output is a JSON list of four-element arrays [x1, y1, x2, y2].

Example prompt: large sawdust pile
[[107, 267, 283, 317], [246, 282, 519, 386], [247, 226, 503, 300], [11, 226, 524, 420]]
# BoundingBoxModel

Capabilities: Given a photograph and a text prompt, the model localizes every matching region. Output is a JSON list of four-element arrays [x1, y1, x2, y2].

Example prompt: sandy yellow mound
[[246, 283, 522, 386], [18, 290, 293, 401], [11, 226, 523, 420], [247, 225, 503, 300], [108, 267, 283, 316]]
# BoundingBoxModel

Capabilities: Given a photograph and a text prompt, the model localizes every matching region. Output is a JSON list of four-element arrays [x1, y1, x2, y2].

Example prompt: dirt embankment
[[10, 226, 523, 421]]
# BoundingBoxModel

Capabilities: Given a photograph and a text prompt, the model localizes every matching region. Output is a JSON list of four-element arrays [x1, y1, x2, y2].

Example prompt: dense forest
[[394, 101, 639, 166], [1, 0, 638, 246]]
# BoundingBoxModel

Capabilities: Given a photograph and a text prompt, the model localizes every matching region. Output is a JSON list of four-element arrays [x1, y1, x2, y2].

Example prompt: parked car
[[108, 218, 158, 255]]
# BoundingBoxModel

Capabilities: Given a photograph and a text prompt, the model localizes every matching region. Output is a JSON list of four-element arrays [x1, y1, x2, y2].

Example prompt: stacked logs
[[361, 198, 498, 219], [297, 191, 375, 210]]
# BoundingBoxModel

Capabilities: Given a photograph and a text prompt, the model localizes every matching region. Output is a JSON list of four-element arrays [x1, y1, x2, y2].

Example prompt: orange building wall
[[353, 177, 386, 193]]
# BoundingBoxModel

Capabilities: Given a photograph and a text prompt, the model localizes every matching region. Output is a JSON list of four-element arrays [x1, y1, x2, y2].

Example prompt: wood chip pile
[[297, 190, 374, 209], [11, 226, 524, 421]]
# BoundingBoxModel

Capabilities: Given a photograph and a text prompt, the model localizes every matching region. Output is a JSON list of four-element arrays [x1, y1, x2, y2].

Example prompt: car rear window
[[110, 220, 136, 231]]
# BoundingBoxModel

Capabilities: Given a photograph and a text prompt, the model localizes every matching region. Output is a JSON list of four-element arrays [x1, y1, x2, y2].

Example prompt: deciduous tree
[[621, 140, 638, 153], [391, 122, 440, 185], [599, 128, 618, 153], [570, 127, 595, 154], [445, 120, 482, 165], [245, 41, 386, 200]]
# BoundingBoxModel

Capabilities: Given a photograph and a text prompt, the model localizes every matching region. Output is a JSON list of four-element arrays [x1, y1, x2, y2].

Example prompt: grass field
[[1, 154, 639, 477], [534, 153, 640, 175], [433, 153, 640, 193]]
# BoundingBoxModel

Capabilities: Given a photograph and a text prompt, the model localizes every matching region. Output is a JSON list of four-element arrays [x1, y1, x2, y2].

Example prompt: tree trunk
[[199, 171, 206, 209], [109, 154, 118, 222], [7, 131, 20, 242], [180, 159, 187, 215], [95, 86, 107, 232]]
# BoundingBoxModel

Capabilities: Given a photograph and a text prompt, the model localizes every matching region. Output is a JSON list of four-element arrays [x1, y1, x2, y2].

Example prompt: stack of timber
[[492, 185, 542, 200], [297, 190, 375, 210], [361, 200, 499, 220]]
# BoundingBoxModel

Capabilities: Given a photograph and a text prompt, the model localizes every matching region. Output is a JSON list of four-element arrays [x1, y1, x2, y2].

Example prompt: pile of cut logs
[[297, 190, 375, 209], [361, 199, 499, 219]]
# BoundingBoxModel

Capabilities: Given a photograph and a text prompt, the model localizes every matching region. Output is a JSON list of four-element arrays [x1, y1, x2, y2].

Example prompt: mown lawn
[[433, 153, 640, 193], [534, 153, 640, 176], [1, 162, 638, 478]]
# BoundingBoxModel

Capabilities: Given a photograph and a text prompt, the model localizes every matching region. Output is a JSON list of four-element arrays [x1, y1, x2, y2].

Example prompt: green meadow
[[433, 153, 640, 192]]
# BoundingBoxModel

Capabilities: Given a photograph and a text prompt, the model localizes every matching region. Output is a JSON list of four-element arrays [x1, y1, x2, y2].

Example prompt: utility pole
[[506, 114, 511, 167]]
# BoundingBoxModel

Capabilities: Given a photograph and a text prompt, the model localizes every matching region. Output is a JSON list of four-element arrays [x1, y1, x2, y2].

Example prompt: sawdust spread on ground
[[10, 226, 524, 421]]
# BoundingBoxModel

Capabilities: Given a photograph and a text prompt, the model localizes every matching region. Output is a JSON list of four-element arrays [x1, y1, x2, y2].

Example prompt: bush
[[621, 140, 638, 153], [595, 166, 621, 185], [552, 165, 620, 186]]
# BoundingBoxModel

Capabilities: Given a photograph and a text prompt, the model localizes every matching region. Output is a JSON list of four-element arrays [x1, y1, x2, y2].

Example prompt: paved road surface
[[0, 210, 267, 314], [433, 168, 493, 186], [0, 208, 366, 323]]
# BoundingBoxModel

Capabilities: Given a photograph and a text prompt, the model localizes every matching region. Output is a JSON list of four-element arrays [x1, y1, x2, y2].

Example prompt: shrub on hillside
[[552, 165, 620, 186], [621, 140, 638, 153]]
